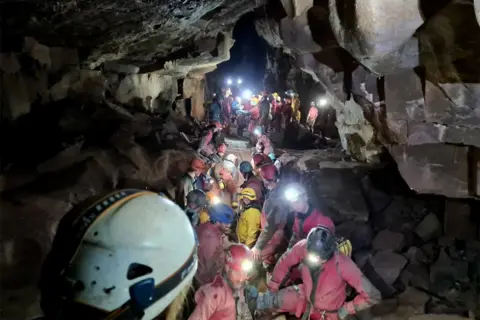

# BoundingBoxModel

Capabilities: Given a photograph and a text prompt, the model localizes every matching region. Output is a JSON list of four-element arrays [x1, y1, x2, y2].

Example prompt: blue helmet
[[268, 153, 276, 161], [239, 161, 253, 173], [209, 203, 234, 224]]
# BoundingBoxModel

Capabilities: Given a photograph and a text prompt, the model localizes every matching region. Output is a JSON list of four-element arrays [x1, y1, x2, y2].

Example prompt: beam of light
[[284, 187, 301, 202], [242, 89, 252, 100], [306, 253, 320, 264], [241, 259, 253, 272], [318, 98, 328, 107]]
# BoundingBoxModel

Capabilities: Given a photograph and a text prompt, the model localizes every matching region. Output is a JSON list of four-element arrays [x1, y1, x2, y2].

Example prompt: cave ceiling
[[0, 0, 266, 68]]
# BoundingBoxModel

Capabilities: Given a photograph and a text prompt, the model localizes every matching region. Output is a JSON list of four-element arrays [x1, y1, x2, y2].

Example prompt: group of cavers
[[34, 106, 381, 320], [174, 121, 382, 319], [207, 89, 326, 138]]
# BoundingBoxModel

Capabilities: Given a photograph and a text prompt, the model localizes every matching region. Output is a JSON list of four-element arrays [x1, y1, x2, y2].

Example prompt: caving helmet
[[283, 182, 308, 203], [211, 121, 222, 131], [239, 161, 253, 174], [225, 154, 238, 166], [209, 203, 234, 224], [306, 225, 337, 263], [238, 187, 257, 202], [259, 163, 278, 182], [39, 190, 197, 319], [186, 189, 209, 208], [191, 158, 207, 174], [216, 143, 227, 155], [226, 244, 253, 273], [251, 153, 272, 169]]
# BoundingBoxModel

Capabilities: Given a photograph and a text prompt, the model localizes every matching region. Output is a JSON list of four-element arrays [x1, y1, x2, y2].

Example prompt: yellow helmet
[[272, 92, 279, 98], [251, 97, 259, 105], [239, 188, 257, 201]]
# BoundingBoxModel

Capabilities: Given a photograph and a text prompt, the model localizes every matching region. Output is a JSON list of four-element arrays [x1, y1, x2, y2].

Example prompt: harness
[[223, 274, 254, 320], [301, 254, 344, 320]]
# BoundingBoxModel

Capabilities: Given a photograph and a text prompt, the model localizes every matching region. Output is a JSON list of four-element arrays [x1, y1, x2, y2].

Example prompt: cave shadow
[[417, 0, 480, 85]]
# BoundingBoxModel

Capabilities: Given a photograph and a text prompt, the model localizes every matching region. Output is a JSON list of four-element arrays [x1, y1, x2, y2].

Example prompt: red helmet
[[211, 121, 222, 130], [252, 153, 272, 168], [259, 163, 278, 181], [191, 158, 206, 172], [217, 143, 227, 153], [226, 244, 253, 272]]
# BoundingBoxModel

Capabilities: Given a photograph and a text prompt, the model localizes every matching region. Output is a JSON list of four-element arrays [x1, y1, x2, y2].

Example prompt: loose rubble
[[0, 101, 479, 320]]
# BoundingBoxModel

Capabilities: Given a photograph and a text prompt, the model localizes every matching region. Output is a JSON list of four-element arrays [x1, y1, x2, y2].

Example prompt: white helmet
[[40, 189, 197, 319], [225, 153, 238, 165]]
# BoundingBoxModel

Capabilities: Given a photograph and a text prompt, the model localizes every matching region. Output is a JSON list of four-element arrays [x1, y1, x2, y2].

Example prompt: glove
[[338, 306, 349, 320], [219, 180, 225, 189]]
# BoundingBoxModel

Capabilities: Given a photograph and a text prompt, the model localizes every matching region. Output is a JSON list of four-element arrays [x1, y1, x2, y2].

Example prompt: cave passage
[[1, 0, 480, 319]]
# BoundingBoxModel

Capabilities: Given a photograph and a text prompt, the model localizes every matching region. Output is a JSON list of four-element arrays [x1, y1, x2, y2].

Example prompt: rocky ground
[[0, 101, 479, 320]]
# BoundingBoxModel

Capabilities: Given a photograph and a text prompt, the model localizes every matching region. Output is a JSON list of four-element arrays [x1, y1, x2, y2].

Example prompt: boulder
[[372, 230, 405, 252], [370, 250, 408, 285], [429, 248, 456, 292], [444, 200, 476, 240], [371, 298, 399, 316], [353, 250, 373, 270], [336, 221, 374, 252], [36, 140, 85, 174], [415, 213, 442, 242], [403, 247, 428, 265], [306, 168, 370, 223], [389, 144, 470, 198], [399, 263, 431, 290], [398, 286, 430, 308]]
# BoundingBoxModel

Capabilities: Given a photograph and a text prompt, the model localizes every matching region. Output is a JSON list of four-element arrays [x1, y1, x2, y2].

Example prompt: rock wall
[[0, 97, 198, 319], [0, 30, 237, 120], [276, 149, 480, 319], [255, 0, 480, 198]]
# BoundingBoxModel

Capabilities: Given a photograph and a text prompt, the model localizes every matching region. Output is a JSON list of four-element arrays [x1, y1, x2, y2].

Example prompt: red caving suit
[[256, 134, 274, 156], [195, 223, 226, 286], [188, 275, 236, 320], [287, 207, 335, 282], [253, 186, 288, 266], [288, 207, 335, 249], [267, 240, 381, 320], [199, 129, 215, 156], [247, 107, 260, 134]]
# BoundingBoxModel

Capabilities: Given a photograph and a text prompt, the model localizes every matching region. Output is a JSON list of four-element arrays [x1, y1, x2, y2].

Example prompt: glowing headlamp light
[[253, 128, 261, 136], [306, 253, 320, 264], [211, 196, 221, 205], [318, 98, 328, 107], [284, 187, 301, 202], [242, 89, 252, 100], [241, 260, 253, 272]]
